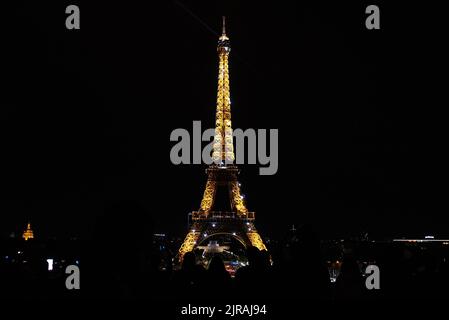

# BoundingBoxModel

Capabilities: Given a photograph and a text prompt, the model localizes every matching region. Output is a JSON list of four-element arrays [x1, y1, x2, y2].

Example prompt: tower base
[[177, 211, 266, 262]]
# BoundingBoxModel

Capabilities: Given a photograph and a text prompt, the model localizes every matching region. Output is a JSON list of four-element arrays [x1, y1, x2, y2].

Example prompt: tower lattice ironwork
[[178, 17, 267, 261]]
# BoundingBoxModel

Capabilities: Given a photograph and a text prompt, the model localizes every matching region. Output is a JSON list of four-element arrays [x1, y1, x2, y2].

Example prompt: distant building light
[[393, 238, 449, 242], [47, 259, 54, 271], [425, 236, 434, 239], [204, 233, 207, 237], [22, 223, 34, 241], [212, 223, 216, 227], [154, 233, 166, 237], [232, 232, 236, 236]]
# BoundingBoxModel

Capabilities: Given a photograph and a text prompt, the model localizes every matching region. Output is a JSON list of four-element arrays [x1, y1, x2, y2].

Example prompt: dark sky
[[3, 1, 447, 240]]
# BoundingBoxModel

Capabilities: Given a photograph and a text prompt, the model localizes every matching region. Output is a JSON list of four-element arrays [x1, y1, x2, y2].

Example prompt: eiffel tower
[[178, 17, 267, 261]]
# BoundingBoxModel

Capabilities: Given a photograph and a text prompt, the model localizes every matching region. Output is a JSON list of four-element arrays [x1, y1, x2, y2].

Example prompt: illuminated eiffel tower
[[178, 17, 267, 261]]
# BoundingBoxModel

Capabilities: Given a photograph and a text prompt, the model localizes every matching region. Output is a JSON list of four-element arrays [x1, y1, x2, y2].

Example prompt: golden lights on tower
[[22, 222, 34, 241], [213, 16, 235, 163]]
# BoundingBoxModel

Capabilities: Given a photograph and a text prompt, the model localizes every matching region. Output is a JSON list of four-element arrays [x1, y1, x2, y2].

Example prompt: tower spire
[[213, 17, 233, 164], [219, 16, 229, 41], [222, 16, 226, 37]]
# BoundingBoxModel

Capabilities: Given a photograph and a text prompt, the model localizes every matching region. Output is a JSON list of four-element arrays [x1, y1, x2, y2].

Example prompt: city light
[[46, 258, 53, 271]]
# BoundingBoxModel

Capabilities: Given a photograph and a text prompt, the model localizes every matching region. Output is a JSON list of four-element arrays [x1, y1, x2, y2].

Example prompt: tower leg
[[178, 224, 200, 262], [246, 231, 267, 251]]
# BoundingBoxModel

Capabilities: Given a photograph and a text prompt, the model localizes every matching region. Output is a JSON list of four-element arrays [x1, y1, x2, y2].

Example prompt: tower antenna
[[222, 16, 226, 36]]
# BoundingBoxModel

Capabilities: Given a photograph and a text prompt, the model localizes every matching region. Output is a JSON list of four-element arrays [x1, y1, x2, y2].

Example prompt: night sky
[[3, 1, 447, 240]]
